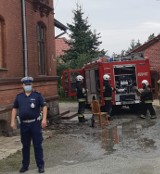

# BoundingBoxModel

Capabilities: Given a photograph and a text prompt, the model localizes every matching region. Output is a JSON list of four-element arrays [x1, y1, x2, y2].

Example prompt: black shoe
[[150, 115, 157, 119], [78, 117, 87, 123], [19, 167, 28, 173], [140, 115, 146, 119], [38, 167, 45, 173]]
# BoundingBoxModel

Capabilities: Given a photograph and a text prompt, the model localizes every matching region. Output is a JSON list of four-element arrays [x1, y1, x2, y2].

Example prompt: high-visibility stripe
[[144, 100, 152, 103], [78, 98, 86, 102], [104, 97, 112, 100], [78, 114, 84, 118]]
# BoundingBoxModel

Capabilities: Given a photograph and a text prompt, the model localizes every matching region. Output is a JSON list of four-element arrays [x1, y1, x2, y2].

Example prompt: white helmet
[[103, 74, 110, 81], [76, 75, 84, 81], [142, 80, 149, 86]]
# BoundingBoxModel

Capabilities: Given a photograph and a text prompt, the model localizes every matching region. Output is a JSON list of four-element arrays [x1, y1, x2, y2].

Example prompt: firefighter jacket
[[140, 86, 153, 103], [76, 82, 87, 102], [103, 80, 112, 101]]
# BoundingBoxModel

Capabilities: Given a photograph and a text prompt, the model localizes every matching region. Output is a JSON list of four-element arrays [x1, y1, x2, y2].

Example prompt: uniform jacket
[[76, 82, 87, 100], [13, 91, 46, 120], [140, 86, 153, 102], [103, 80, 112, 100]]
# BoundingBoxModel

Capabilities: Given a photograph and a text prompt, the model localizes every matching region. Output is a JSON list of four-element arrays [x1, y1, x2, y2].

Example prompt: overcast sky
[[54, 0, 160, 56]]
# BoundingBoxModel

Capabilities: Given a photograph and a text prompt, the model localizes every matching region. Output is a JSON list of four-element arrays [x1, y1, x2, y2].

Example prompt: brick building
[[0, 0, 59, 136], [130, 34, 160, 97]]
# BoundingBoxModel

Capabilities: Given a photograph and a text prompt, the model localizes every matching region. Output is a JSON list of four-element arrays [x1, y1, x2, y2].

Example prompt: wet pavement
[[0, 101, 160, 174]]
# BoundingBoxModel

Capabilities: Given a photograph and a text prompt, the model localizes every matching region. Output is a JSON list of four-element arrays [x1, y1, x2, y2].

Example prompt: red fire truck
[[62, 56, 151, 110]]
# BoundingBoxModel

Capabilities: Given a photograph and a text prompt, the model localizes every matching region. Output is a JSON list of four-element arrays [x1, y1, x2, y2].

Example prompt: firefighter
[[76, 75, 87, 123], [139, 80, 156, 119], [103, 74, 114, 121]]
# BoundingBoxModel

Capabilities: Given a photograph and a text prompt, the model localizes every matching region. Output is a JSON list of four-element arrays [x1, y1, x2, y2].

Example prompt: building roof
[[130, 34, 160, 53], [55, 37, 70, 57]]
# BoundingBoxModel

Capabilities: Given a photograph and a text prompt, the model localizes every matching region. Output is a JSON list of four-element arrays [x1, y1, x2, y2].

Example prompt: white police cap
[[21, 76, 34, 84]]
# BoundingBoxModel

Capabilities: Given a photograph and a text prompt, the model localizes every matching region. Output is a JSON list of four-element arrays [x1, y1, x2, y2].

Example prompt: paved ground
[[0, 100, 160, 174]]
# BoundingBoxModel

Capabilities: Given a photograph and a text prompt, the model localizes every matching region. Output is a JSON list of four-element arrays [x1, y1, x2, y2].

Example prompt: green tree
[[62, 4, 104, 69], [126, 39, 141, 53], [56, 57, 70, 98], [147, 33, 155, 41]]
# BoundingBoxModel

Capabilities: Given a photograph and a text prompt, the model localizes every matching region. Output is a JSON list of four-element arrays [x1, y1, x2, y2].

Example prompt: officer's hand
[[41, 119, 47, 129], [10, 122, 16, 130]]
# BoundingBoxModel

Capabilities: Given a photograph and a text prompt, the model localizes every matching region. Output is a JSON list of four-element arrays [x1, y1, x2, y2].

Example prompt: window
[[0, 18, 4, 68], [37, 22, 46, 75]]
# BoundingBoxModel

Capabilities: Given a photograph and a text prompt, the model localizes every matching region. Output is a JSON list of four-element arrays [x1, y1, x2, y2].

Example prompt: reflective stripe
[[22, 119, 36, 123], [104, 97, 112, 100], [78, 114, 84, 118], [144, 100, 152, 103], [78, 98, 86, 102]]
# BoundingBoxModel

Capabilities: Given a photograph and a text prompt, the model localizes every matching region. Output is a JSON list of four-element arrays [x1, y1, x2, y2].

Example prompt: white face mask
[[24, 85, 32, 92]]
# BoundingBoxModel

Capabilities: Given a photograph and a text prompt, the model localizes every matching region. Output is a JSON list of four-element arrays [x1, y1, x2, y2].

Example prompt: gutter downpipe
[[22, 0, 28, 76]]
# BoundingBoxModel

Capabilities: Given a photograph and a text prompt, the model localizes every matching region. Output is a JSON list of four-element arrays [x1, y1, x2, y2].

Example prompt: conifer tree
[[62, 4, 104, 68]]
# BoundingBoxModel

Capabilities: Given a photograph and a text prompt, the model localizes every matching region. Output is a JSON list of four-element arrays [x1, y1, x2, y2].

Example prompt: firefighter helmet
[[76, 75, 84, 81], [142, 80, 149, 86], [103, 74, 110, 81]]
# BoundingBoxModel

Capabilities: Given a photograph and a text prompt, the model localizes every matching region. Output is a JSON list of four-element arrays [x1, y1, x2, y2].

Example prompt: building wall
[[144, 41, 160, 73], [0, 0, 23, 78], [0, 0, 59, 136], [144, 41, 160, 97]]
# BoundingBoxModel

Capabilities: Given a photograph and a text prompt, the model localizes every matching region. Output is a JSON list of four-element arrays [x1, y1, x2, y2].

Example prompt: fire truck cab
[[62, 56, 151, 110]]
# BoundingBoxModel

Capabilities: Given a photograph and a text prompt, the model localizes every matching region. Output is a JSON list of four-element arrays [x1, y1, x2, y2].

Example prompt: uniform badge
[[30, 103, 35, 108]]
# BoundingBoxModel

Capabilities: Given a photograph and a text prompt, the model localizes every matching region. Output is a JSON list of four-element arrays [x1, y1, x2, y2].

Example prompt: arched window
[[0, 17, 4, 68], [37, 22, 46, 75]]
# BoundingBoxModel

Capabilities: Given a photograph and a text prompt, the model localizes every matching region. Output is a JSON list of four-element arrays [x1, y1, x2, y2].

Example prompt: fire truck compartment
[[113, 64, 140, 105]]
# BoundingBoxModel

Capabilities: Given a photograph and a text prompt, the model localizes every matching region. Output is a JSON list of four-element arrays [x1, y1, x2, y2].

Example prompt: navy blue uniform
[[13, 91, 46, 169]]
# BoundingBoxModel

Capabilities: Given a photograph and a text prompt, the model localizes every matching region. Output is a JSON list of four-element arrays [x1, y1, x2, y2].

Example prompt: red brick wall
[[144, 41, 160, 73], [0, 0, 23, 78]]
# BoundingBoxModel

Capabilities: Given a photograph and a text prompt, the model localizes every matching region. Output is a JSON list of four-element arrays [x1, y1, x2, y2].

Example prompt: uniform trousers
[[104, 100, 112, 117], [78, 101, 86, 115], [140, 102, 156, 116], [20, 121, 44, 169]]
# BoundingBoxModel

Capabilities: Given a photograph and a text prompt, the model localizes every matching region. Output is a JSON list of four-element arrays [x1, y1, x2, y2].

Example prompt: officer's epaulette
[[17, 92, 24, 96], [33, 90, 41, 95]]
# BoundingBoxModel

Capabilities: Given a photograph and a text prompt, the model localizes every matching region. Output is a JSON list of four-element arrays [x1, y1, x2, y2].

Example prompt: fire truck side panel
[[136, 59, 151, 89], [84, 64, 100, 103], [62, 69, 84, 97]]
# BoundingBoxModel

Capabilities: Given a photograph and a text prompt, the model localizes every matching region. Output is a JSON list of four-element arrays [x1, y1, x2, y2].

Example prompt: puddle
[[99, 120, 156, 155]]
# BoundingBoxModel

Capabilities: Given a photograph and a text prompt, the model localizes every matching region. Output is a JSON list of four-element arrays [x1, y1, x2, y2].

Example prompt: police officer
[[139, 80, 156, 119], [103, 74, 114, 121], [10, 76, 47, 173], [76, 75, 87, 123]]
